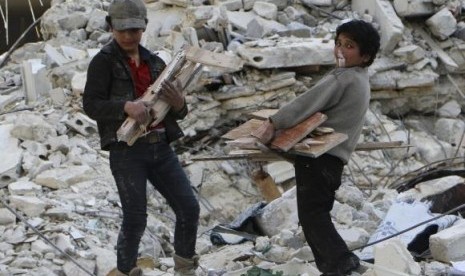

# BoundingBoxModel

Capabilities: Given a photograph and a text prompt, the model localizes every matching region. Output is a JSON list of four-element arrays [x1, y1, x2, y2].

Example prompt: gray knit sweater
[[270, 66, 370, 164]]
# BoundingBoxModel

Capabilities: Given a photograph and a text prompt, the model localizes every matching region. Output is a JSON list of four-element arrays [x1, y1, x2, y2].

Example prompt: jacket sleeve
[[82, 53, 127, 121]]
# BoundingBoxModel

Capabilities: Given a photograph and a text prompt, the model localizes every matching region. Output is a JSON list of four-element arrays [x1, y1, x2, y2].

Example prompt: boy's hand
[[124, 101, 152, 124], [251, 119, 275, 145], [159, 79, 185, 112]]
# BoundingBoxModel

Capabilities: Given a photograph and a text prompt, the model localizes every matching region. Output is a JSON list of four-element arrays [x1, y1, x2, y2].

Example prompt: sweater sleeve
[[270, 72, 343, 130]]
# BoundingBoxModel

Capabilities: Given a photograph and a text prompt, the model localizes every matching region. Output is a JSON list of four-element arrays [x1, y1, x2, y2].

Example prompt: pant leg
[[294, 154, 350, 273], [146, 142, 200, 258], [110, 145, 150, 273]]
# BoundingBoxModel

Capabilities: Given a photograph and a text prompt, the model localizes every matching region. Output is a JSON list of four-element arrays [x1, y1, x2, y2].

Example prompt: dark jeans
[[295, 154, 352, 273], [109, 140, 200, 273]]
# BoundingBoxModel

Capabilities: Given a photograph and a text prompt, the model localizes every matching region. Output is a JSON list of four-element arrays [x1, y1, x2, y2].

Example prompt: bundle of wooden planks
[[222, 109, 348, 161]]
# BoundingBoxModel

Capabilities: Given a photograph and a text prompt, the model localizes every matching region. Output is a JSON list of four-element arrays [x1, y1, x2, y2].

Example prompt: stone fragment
[[253, 2, 278, 20], [374, 238, 421, 276], [393, 0, 434, 17], [430, 220, 465, 262], [9, 195, 46, 217], [426, 8, 457, 40], [34, 165, 95, 189], [0, 124, 21, 188]]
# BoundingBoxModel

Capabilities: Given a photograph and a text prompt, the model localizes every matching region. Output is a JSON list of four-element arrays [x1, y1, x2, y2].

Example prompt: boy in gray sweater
[[253, 20, 380, 275]]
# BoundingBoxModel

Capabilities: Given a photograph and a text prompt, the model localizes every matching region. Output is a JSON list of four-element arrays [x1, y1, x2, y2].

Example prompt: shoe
[[173, 254, 199, 276]]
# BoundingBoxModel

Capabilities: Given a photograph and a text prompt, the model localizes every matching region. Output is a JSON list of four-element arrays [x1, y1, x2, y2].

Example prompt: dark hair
[[336, 19, 381, 67]]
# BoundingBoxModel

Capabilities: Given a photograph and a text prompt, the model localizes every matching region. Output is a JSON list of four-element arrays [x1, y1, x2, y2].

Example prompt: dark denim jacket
[[83, 40, 187, 150]]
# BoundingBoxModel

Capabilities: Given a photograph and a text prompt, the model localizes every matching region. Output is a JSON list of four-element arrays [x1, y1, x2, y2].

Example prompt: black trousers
[[295, 154, 351, 273], [109, 140, 199, 273]]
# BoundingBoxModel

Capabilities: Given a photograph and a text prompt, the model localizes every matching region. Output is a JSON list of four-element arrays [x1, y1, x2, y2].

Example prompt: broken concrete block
[[393, 45, 426, 64], [0, 124, 22, 188], [21, 59, 53, 105], [374, 238, 421, 276], [301, 0, 332, 6], [236, 37, 334, 68], [396, 70, 438, 89], [393, 0, 434, 17], [44, 44, 71, 66], [62, 112, 97, 136], [426, 7, 457, 40], [10, 112, 57, 142], [227, 10, 285, 34], [215, 0, 243, 11], [265, 161, 294, 184], [434, 118, 465, 146], [70, 71, 87, 95], [0, 208, 16, 226], [430, 220, 465, 262], [48, 87, 68, 106], [34, 165, 95, 189], [8, 179, 42, 196], [253, 1, 278, 20], [255, 71, 296, 91], [9, 195, 47, 217], [255, 186, 298, 236], [352, 0, 404, 53]]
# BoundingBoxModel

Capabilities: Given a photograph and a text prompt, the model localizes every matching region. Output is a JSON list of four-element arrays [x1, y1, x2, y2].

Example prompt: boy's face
[[112, 28, 144, 55], [334, 33, 369, 68]]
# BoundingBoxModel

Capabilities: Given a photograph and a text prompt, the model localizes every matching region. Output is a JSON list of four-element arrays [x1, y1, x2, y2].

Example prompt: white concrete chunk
[[374, 238, 421, 276], [9, 195, 46, 217], [236, 37, 334, 68], [62, 112, 97, 136], [20, 59, 52, 105], [8, 179, 42, 196], [393, 0, 434, 17], [253, 1, 278, 20], [34, 165, 95, 189], [256, 186, 298, 236], [265, 161, 294, 184], [0, 124, 22, 188], [0, 208, 16, 226], [70, 71, 87, 95], [426, 8, 457, 40], [430, 220, 465, 262], [393, 45, 426, 64]]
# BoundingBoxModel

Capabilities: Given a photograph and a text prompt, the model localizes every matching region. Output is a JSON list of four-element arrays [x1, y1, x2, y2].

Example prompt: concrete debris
[[0, 0, 464, 275]]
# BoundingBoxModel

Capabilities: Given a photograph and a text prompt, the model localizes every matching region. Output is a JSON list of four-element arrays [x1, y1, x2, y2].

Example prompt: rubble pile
[[0, 0, 465, 275]]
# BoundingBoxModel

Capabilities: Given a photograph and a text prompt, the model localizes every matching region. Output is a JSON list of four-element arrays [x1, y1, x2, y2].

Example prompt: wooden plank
[[248, 109, 278, 120], [185, 46, 244, 71], [221, 119, 263, 140], [355, 141, 412, 151], [271, 112, 327, 152], [116, 49, 202, 145], [290, 132, 348, 158]]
